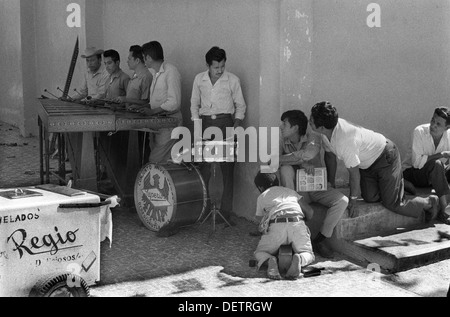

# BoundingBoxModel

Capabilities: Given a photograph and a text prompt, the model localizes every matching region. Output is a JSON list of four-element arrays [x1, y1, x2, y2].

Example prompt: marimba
[[38, 99, 178, 198]]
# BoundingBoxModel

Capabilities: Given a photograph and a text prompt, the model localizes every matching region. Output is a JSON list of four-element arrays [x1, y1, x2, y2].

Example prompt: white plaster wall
[[313, 0, 450, 184], [0, 0, 24, 127]]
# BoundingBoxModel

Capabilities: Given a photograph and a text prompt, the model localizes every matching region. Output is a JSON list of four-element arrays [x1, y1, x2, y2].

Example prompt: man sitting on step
[[253, 172, 315, 280], [402, 107, 450, 225]]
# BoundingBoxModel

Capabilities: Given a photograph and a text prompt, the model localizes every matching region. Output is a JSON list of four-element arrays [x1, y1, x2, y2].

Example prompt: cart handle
[[59, 201, 111, 209]]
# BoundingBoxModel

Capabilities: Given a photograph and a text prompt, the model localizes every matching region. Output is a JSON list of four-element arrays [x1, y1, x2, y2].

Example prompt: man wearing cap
[[103, 49, 130, 100], [75, 47, 109, 101], [189, 46, 247, 225]]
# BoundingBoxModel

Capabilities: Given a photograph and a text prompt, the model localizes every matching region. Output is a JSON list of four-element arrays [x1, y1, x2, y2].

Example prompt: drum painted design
[[134, 163, 207, 231]]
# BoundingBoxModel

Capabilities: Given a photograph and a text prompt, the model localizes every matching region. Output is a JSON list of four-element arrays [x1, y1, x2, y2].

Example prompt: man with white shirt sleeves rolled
[[139, 41, 182, 164], [190, 46, 247, 225], [402, 107, 450, 223], [309, 101, 439, 221]]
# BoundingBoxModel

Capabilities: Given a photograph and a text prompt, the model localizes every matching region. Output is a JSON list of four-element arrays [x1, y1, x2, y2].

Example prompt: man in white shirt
[[75, 47, 109, 101], [402, 107, 450, 223], [309, 101, 439, 221], [190, 46, 247, 225], [138, 41, 182, 164]]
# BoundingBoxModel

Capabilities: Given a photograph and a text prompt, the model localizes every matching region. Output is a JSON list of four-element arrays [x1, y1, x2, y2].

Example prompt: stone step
[[328, 222, 450, 273], [305, 187, 450, 272], [351, 222, 450, 273]]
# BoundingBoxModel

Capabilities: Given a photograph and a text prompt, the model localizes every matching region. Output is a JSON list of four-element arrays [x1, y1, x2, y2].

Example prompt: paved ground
[[1, 121, 449, 299]]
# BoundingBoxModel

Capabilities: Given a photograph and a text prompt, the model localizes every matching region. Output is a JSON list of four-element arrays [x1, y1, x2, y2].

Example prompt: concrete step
[[351, 222, 450, 273], [305, 186, 450, 273]]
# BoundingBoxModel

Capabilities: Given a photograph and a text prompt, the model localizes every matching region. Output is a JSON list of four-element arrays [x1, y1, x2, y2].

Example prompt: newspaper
[[296, 167, 328, 192]]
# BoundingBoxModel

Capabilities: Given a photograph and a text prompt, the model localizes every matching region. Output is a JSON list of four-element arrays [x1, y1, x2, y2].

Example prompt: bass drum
[[134, 163, 208, 232]]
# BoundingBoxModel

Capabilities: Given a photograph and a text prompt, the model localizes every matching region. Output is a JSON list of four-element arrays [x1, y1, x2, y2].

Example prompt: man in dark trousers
[[309, 101, 440, 221], [190, 46, 247, 225]]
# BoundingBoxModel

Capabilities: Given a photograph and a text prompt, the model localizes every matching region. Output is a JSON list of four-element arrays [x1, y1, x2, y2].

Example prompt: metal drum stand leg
[[199, 162, 231, 231]]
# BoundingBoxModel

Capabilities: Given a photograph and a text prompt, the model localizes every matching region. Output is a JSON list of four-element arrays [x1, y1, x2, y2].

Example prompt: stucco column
[[20, 0, 37, 136], [233, 0, 313, 221]]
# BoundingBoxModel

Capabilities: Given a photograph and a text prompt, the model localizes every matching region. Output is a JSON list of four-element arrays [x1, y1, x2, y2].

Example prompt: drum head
[[134, 164, 177, 231], [134, 163, 207, 232]]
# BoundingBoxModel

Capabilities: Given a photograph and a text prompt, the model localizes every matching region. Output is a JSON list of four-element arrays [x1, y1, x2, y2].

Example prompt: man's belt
[[269, 216, 303, 225], [201, 113, 232, 120]]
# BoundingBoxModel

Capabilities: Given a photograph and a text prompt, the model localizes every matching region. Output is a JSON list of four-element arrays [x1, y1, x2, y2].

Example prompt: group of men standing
[[75, 42, 246, 225]]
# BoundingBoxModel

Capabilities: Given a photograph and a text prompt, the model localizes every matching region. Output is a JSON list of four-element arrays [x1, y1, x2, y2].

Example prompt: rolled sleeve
[[294, 133, 321, 161], [411, 129, 428, 169], [190, 77, 201, 120], [232, 79, 246, 120], [339, 141, 361, 168], [160, 69, 181, 112], [256, 196, 264, 217]]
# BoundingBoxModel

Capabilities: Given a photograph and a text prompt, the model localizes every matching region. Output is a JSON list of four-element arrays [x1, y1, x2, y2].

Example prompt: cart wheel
[[29, 273, 90, 297]]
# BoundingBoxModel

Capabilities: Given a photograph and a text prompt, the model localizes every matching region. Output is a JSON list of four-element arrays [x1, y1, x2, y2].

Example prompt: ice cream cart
[[0, 186, 114, 297]]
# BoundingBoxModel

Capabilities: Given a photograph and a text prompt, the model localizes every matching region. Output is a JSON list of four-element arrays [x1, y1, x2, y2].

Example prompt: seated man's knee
[[361, 192, 380, 203], [337, 195, 349, 209], [431, 159, 445, 172], [280, 165, 295, 181]]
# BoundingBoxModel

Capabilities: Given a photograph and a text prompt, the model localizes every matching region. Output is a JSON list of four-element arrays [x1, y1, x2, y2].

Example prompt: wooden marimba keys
[[38, 98, 178, 198]]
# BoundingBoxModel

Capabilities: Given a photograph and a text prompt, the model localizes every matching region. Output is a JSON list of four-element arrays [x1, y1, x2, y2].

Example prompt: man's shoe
[[267, 257, 282, 280], [404, 179, 417, 195], [313, 242, 334, 259], [437, 211, 450, 225], [285, 254, 302, 280], [425, 195, 440, 222]]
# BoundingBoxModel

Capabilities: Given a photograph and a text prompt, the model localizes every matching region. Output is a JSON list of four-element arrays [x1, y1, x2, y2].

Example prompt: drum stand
[[200, 201, 232, 232], [199, 162, 232, 231]]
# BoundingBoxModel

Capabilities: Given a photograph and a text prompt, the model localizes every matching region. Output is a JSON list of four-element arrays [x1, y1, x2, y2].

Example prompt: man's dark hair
[[281, 110, 308, 137], [103, 49, 120, 63], [129, 45, 144, 64], [254, 172, 279, 192], [205, 46, 227, 66], [434, 107, 450, 126], [142, 41, 164, 61], [311, 101, 339, 129]]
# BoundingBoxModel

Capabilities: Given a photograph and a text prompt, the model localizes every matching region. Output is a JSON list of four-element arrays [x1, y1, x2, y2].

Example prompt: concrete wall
[[34, 0, 90, 133], [0, 0, 24, 131], [312, 0, 450, 184]]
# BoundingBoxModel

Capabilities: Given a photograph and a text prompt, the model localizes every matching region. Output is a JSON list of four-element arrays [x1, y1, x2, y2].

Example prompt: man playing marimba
[[114, 45, 152, 108], [74, 47, 109, 101], [139, 41, 183, 164], [103, 49, 130, 100]]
